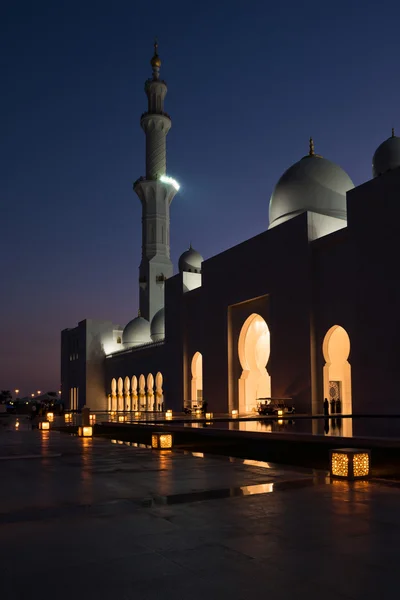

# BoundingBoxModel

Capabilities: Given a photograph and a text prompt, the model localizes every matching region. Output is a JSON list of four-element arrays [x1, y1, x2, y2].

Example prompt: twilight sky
[[1, 0, 399, 396]]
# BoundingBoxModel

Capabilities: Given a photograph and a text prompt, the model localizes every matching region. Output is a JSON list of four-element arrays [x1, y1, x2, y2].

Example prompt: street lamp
[[31, 394, 35, 398], [37, 390, 41, 395], [15, 389, 19, 395]]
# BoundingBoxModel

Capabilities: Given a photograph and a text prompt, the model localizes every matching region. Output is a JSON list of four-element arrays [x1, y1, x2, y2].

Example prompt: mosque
[[61, 43, 400, 418]]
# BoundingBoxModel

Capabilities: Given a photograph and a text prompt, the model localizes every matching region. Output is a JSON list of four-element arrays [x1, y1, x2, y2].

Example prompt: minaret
[[133, 41, 179, 323]]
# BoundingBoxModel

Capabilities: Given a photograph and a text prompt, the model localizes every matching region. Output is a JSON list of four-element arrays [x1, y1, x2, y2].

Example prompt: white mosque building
[[61, 44, 400, 417]]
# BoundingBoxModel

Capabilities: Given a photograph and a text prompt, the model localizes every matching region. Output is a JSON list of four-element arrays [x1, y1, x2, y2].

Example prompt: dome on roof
[[269, 144, 354, 229], [150, 307, 165, 342], [179, 244, 203, 273], [122, 315, 151, 347], [178, 245, 203, 273], [372, 131, 400, 177]]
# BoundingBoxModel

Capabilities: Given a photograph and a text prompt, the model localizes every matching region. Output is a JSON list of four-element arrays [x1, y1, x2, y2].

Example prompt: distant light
[[160, 175, 180, 191], [15, 389, 19, 394]]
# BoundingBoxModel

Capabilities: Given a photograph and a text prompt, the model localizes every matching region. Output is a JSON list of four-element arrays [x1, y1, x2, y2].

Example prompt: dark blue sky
[[1, 0, 399, 395]]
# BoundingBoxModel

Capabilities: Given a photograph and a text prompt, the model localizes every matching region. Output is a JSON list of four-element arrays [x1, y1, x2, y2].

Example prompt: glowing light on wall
[[39, 421, 50, 430], [160, 175, 180, 191], [330, 449, 371, 480]]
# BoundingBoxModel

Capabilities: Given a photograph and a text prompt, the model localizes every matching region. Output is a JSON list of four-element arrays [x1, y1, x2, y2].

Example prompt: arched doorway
[[147, 373, 154, 411], [155, 372, 163, 411], [124, 376, 131, 411], [117, 377, 124, 412], [131, 376, 138, 411], [111, 378, 117, 412], [191, 352, 203, 409], [238, 313, 271, 413], [323, 325, 352, 414]]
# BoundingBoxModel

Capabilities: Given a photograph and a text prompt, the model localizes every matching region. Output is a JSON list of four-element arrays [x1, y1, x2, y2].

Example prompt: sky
[[1, 0, 400, 396]]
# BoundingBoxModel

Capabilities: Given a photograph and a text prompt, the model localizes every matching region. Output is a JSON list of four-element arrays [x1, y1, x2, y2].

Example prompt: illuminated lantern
[[118, 415, 127, 422], [89, 414, 96, 422], [232, 409, 238, 417], [64, 413, 72, 423], [330, 448, 371, 480], [205, 412, 213, 420], [134, 411, 141, 418], [195, 409, 202, 417], [277, 409, 283, 416], [47, 412, 54, 422], [78, 426, 93, 437], [39, 421, 50, 430], [152, 432, 173, 449], [165, 409, 173, 420]]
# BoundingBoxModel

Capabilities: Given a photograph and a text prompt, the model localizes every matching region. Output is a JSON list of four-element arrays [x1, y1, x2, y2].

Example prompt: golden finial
[[150, 37, 161, 69], [309, 137, 315, 156], [392, 127, 395, 138]]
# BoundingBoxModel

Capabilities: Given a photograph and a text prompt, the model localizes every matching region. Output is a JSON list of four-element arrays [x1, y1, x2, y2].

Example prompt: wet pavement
[[1, 422, 400, 599]]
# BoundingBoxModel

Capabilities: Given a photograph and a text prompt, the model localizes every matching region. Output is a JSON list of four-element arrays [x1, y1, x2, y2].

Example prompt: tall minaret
[[133, 41, 179, 323]]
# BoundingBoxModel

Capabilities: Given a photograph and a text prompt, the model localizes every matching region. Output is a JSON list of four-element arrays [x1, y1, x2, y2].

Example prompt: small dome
[[151, 307, 165, 342], [269, 144, 354, 229], [372, 130, 400, 177], [179, 245, 203, 273], [122, 315, 151, 347]]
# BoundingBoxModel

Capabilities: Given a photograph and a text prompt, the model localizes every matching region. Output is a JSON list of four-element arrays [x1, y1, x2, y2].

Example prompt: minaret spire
[[133, 41, 179, 323], [309, 137, 315, 156]]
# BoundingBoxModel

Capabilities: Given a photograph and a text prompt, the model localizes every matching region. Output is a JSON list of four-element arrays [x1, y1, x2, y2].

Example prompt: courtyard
[[0, 424, 399, 599]]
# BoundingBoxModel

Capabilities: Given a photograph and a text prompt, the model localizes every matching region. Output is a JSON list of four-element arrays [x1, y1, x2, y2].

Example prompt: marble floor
[[0, 423, 399, 599]]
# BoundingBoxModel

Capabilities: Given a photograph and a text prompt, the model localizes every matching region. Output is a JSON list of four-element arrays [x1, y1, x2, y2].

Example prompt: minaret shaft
[[133, 42, 177, 323]]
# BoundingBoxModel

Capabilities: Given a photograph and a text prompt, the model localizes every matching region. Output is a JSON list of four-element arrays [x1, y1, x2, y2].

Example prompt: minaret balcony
[[140, 111, 171, 121]]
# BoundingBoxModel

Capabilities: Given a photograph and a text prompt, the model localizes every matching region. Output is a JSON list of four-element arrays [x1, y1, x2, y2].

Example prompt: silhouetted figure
[[202, 401, 208, 415], [336, 398, 342, 414], [323, 398, 329, 416], [324, 419, 330, 434], [330, 398, 336, 414]]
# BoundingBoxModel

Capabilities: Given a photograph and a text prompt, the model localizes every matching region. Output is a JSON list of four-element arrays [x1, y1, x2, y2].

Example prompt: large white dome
[[372, 131, 400, 177], [122, 315, 151, 347], [269, 145, 354, 229], [150, 307, 165, 342], [178, 245, 203, 273]]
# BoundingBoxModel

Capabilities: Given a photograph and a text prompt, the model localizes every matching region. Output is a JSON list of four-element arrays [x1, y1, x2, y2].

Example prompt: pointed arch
[[155, 372, 163, 411], [323, 325, 352, 416], [191, 352, 203, 409], [238, 313, 271, 413]]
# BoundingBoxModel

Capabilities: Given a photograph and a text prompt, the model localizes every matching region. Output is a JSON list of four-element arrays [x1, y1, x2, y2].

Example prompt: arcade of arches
[[108, 372, 164, 412]]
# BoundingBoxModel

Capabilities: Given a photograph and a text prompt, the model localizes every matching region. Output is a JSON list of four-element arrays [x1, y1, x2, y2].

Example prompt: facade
[[61, 46, 400, 417]]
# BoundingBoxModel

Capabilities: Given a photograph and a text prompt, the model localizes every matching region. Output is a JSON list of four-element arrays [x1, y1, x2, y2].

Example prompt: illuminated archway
[[238, 313, 271, 413], [191, 352, 203, 408], [131, 376, 138, 411], [124, 376, 131, 411], [117, 377, 124, 412], [138, 374, 146, 410], [155, 372, 163, 411], [111, 378, 117, 412], [147, 373, 154, 411], [323, 325, 352, 415]]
